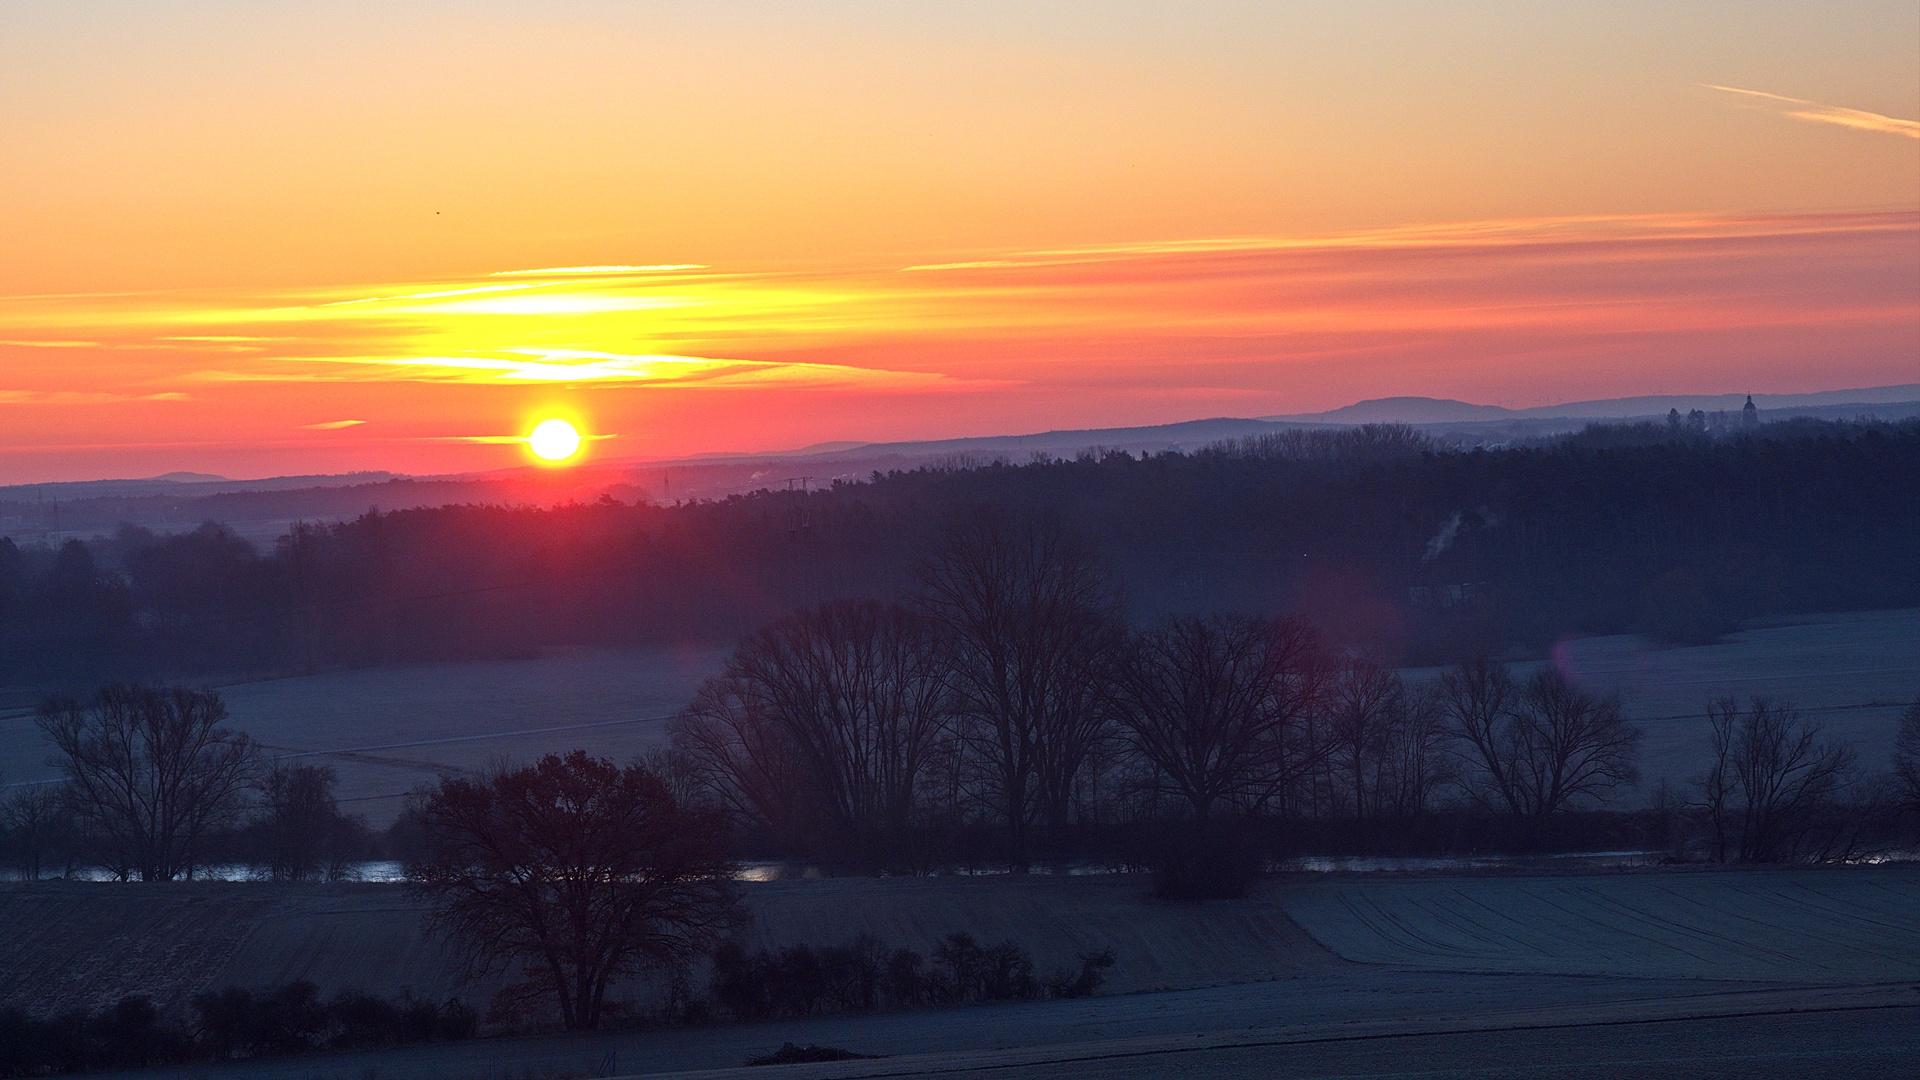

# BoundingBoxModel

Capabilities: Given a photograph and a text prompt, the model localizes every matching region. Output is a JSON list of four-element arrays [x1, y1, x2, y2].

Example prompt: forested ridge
[[2, 418, 1915, 688]]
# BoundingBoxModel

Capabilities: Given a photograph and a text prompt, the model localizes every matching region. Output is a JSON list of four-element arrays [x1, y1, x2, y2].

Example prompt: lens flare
[[528, 418, 582, 462]]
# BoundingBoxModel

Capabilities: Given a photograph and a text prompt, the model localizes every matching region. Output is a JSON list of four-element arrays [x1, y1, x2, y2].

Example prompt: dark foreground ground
[[50, 864, 1920, 1080], [81, 976, 1920, 1080], [859, 1005, 1920, 1080]]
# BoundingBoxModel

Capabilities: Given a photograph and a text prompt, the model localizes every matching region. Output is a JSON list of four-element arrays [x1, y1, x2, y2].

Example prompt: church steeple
[[1742, 394, 1758, 426]]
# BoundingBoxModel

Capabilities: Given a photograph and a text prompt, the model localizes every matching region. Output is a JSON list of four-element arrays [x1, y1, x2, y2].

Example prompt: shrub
[[1151, 828, 1263, 899], [0, 996, 194, 1076], [707, 931, 1093, 1020], [192, 983, 475, 1060], [1047, 949, 1116, 999], [745, 1043, 875, 1066]]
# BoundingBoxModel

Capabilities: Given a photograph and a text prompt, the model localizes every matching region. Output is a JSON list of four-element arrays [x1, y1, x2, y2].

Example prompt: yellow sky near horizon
[[1, 2, 1916, 481]]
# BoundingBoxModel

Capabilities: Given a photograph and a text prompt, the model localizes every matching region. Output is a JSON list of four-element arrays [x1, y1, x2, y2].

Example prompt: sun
[[528, 418, 583, 462]]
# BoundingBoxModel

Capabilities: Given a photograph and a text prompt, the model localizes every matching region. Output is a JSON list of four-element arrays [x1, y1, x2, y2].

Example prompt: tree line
[[8, 674, 1915, 1040], [663, 506, 1917, 881], [8, 585, 1918, 884], [3, 684, 376, 882], [3, 418, 1916, 686]]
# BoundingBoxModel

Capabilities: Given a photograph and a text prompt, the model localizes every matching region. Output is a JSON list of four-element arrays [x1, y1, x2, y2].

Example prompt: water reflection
[[8, 850, 1913, 882]]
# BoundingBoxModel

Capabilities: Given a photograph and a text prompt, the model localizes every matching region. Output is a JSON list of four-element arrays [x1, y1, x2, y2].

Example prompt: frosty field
[[14, 863, 1918, 1079], [2, 609, 1914, 825], [1, 645, 723, 826], [1277, 866, 1920, 981]]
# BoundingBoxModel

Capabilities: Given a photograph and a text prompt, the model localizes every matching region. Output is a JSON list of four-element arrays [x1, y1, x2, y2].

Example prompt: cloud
[[901, 260, 1022, 272], [901, 212, 1909, 275], [1704, 84, 1920, 140], [0, 390, 190, 404], [224, 348, 1003, 392], [491, 265, 708, 277], [434, 432, 619, 444], [300, 419, 367, 429], [319, 283, 539, 308], [0, 339, 99, 348]]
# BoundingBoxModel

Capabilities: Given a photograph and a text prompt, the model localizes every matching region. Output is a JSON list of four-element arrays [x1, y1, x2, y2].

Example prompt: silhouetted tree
[[36, 684, 255, 880], [916, 509, 1120, 867], [1324, 659, 1404, 819], [2, 783, 77, 880], [1894, 699, 1920, 813], [1375, 684, 1454, 819], [671, 673, 816, 850], [246, 763, 371, 881], [1698, 697, 1856, 862], [1437, 664, 1640, 828], [672, 601, 949, 861], [407, 751, 740, 1031], [1436, 660, 1524, 814], [1112, 615, 1324, 820]]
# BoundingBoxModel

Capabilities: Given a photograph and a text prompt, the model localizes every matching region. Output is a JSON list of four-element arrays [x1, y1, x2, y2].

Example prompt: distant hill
[[1262, 384, 1920, 424], [0, 471, 399, 502], [6, 385, 1916, 544], [1267, 397, 1511, 424]]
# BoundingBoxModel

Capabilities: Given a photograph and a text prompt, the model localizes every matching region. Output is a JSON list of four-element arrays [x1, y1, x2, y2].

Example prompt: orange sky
[[2, 2, 1916, 482]]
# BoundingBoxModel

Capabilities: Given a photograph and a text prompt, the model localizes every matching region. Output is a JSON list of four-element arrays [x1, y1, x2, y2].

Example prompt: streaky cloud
[[1704, 84, 1920, 139], [0, 389, 190, 404], [907, 212, 1915, 275], [300, 419, 367, 429], [491, 265, 708, 277], [251, 349, 998, 391]]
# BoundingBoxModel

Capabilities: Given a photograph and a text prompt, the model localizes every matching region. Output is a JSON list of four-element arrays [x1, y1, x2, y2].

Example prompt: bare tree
[[1375, 686, 1455, 819], [1699, 697, 1740, 862], [1435, 660, 1525, 816], [247, 762, 370, 881], [672, 600, 949, 859], [1508, 668, 1641, 820], [1317, 660, 1451, 820], [1697, 697, 1856, 862], [672, 671, 815, 848], [1437, 664, 1640, 826], [407, 751, 740, 1031], [37, 683, 255, 880], [916, 509, 1121, 868], [1894, 699, 1920, 812], [1110, 615, 1323, 820], [1324, 659, 1402, 819], [3, 783, 78, 880]]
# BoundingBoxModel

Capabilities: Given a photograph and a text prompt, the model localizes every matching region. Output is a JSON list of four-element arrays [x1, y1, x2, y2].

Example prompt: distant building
[[1742, 395, 1758, 426]]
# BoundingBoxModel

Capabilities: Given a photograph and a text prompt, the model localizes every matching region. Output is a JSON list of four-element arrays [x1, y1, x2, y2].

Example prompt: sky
[[2, 1, 1916, 482]]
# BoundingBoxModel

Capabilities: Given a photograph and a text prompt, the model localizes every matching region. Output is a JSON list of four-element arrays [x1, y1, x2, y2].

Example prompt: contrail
[[1703, 84, 1920, 139]]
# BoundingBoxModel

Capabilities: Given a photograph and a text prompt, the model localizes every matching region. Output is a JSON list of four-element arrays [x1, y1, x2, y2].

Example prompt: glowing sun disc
[[529, 418, 582, 461]]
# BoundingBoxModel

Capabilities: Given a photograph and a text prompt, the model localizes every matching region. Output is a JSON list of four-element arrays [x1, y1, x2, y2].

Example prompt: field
[[1529, 606, 1920, 792], [2, 607, 1915, 827], [1280, 866, 1920, 981], [1, 645, 723, 826], [0, 872, 1347, 1020], [16, 863, 1914, 1080]]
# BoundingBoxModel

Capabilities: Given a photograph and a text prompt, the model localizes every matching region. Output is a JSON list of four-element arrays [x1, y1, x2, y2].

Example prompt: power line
[[268, 712, 677, 760], [0, 712, 681, 789]]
